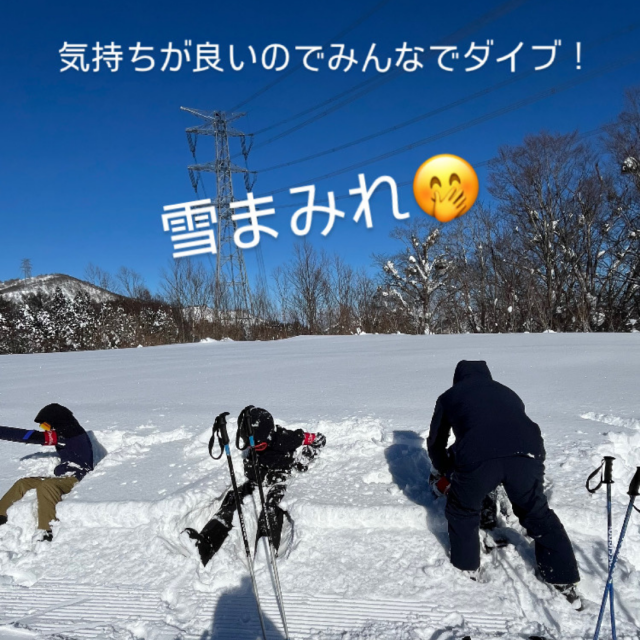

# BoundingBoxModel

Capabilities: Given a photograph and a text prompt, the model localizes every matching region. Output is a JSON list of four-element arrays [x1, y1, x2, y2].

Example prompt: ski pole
[[240, 410, 291, 640], [211, 412, 268, 640], [593, 466, 640, 640], [603, 457, 617, 640], [586, 456, 617, 640]]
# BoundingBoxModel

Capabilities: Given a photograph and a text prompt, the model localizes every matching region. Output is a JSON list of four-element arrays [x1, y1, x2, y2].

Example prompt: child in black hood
[[0, 403, 93, 540], [186, 405, 325, 566]]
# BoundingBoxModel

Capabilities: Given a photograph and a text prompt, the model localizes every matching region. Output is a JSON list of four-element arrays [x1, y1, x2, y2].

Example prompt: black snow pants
[[200, 469, 289, 554], [445, 456, 580, 584]]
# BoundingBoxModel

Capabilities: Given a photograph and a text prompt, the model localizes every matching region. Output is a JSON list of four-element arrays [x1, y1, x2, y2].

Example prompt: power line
[[270, 125, 607, 213], [245, 0, 530, 149], [255, 22, 640, 174], [263, 51, 640, 199], [229, 0, 393, 112]]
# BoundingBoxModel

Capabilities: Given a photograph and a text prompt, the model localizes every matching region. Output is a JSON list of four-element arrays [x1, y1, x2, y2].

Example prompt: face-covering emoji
[[413, 154, 479, 222]]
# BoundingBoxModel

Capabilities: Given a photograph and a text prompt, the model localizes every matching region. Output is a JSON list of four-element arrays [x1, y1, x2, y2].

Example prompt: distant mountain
[[0, 274, 123, 304]]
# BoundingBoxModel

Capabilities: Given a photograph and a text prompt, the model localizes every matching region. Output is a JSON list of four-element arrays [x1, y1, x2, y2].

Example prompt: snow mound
[[581, 412, 640, 431]]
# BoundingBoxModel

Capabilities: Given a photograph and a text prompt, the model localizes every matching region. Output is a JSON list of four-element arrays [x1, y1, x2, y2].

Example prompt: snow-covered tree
[[376, 222, 450, 334]]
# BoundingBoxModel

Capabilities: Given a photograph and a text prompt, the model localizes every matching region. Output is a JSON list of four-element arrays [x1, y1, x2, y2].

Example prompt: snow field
[[0, 334, 638, 639]]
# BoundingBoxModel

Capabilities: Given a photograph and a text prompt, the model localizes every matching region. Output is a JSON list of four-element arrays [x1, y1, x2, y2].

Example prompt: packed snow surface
[[0, 334, 639, 639]]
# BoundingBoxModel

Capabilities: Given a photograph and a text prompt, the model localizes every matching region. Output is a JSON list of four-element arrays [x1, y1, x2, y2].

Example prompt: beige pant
[[0, 476, 78, 530]]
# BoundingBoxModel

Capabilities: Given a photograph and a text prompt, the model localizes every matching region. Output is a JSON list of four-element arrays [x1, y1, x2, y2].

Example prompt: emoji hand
[[433, 187, 467, 222]]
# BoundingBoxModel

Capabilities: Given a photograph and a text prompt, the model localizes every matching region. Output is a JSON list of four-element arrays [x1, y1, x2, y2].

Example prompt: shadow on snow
[[384, 430, 450, 552], [198, 575, 285, 640]]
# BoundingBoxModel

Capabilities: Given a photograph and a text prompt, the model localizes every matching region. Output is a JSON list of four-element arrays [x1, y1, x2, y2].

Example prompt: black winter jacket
[[427, 361, 545, 474], [239, 406, 318, 480], [0, 404, 94, 480]]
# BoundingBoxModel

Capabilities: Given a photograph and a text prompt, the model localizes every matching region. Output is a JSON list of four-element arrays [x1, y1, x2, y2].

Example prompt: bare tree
[[443, 205, 542, 333], [326, 255, 358, 334], [159, 258, 217, 340], [601, 87, 640, 329], [271, 265, 293, 327], [604, 86, 640, 192], [250, 280, 276, 324], [84, 263, 116, 292], [116, 267, 151, 300], [488, 131, 625, 331], [279, 242, 331, 334], [352, 270, 380, 334]]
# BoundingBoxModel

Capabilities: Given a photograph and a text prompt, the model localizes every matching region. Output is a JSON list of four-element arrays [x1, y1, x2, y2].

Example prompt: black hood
[[34, 403, 84, 437], [238, 405, 275, 445], [453, 360, 492, 385]]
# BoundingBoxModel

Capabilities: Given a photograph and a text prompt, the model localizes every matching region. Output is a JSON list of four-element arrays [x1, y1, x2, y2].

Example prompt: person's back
[[432, 360, 545, 470], [426, 360, 581, 605]]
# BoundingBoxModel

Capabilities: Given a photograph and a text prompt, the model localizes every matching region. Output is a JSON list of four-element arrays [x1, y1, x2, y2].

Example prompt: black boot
[[256, 506, 286, 555], [0, 515, 7, 526], [184, 519, 232, 567], [482, 529, 509, 553], [553, 583, 583, 611], [480, 491, 498, 530]]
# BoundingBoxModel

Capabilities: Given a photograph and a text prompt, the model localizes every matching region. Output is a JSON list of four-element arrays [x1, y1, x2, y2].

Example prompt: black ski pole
[[586, 456, 617, 640], [210, 412, 268, 640], [593, 466, 640, 640], [240, 410, 291, 640], [603, 457, 617, 640]]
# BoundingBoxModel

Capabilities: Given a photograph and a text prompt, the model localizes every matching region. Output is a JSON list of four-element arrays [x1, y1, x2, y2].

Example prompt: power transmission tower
[[20, 258, 32, 279], [180, 107, 257, 321]]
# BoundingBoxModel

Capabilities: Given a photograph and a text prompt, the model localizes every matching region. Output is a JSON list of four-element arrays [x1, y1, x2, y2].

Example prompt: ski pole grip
[[628, 467, 640, 497], [586, 461, 605, 493], [603, 456, 615, 485], [243, 412, 255, 437], [209, 412, 230, 459], [217, 412, 230, 447]]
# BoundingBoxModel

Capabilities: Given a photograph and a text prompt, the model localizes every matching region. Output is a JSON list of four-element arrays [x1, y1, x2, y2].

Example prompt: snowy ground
[[0, 334, 638, 640]]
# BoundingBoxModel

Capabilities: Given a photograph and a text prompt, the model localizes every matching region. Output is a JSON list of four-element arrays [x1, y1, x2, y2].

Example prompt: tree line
[[0, 289, 178, 354], [1, 88, 638, 353]]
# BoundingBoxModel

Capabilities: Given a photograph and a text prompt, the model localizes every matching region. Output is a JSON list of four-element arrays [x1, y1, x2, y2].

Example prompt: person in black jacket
[[0, 404, 94, 540], [427, 361, 580, 599], [186, 406, 325, 566]]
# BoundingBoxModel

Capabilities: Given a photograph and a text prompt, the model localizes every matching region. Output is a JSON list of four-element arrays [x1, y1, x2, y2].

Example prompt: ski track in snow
[[0, 581, 514, 640], [0, 334, 639, 639]]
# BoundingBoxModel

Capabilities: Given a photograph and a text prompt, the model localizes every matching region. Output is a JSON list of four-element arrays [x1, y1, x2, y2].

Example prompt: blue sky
[[1, 0, 639, 291]]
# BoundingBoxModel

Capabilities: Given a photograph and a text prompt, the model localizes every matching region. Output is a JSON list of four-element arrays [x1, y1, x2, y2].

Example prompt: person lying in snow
[[427, 360, 581, 607], [186, 405, 326, 566], [0, 404, 94, 541]]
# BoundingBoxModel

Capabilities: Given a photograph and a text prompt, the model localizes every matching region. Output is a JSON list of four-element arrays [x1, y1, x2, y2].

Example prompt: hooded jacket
[[0, 404, 94, 480], [427, 361, 545, 473], [238, 406, 306, 478]]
